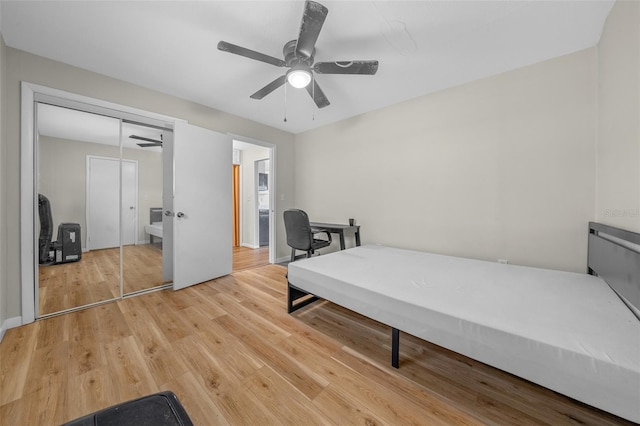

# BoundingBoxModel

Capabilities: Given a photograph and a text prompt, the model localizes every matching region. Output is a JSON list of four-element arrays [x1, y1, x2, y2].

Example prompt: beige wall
[[3, 48, 296, 319], [596, 0, 640, 232], [38, 136, 163, 248], [295, 49, 598, 273]]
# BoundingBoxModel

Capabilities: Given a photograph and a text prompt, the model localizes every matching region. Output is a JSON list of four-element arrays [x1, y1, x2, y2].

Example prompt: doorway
[[232, 138, 276, 270]]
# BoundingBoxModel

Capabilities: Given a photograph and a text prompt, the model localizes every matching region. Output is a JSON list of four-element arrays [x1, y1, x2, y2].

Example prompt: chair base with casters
[[284, 209, 332, 263]]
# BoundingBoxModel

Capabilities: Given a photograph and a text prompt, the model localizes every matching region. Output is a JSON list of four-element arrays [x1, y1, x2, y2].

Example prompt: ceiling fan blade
[[250, 75, 287, 100], [314, 60, 379, 75], [218, 41, 286, 67], [136, 142, 162, 148], [306, 79, 330, 108], [129, 134, 163, 144], [295, 1, 328, 59]]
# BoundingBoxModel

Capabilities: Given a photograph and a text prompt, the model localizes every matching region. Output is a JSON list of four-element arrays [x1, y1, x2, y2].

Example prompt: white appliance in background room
[[257, 159, 270, 247]]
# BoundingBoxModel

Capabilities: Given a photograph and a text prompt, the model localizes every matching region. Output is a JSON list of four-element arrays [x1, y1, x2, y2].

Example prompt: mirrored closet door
[[36, 103, 172, 317], [120, 121, 171, 295]]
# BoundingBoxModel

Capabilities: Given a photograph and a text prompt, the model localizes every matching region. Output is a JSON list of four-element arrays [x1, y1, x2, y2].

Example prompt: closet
[[28, 88, 232, 319], [36, 103, 172, 316]]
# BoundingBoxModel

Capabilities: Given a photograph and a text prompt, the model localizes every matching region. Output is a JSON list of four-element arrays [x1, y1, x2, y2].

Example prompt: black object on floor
[[62, 391, 193, 426]]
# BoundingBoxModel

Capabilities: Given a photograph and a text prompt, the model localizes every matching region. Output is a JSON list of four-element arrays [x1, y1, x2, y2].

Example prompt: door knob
[[164, 210, 174, 217], [177, 212, 185, 218], [129, 206, 135, 210]]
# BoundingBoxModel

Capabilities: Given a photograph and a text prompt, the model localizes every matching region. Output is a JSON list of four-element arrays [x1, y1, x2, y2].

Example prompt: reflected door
[[87, 156, 137, 250]]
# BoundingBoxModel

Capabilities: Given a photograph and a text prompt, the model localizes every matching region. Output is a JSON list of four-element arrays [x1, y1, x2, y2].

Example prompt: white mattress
[[287, 245, 640, 423], [144, 222, 162, 238]]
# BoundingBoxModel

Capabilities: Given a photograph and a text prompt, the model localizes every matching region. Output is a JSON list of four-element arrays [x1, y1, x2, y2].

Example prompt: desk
[[310, 222, 361, 250]]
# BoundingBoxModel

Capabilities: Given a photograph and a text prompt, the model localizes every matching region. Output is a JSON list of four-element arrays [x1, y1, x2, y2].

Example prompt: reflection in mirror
[[37, 103, 121, 316], [121, 122, 171, 295]]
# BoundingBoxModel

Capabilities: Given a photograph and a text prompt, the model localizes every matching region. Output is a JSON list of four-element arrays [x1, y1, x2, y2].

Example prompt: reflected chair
[[38, 193, 82, 265], [284, 209, 332, 262], [38, 194, 55, 264]]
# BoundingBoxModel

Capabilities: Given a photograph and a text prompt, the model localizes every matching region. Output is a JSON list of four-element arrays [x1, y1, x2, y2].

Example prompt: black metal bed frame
[[287, 283, 319, 314], [288, 222, 640, 369]]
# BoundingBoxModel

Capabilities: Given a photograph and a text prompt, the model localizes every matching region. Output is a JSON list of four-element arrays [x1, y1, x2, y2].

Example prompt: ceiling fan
[[217, 0, 379, 109], [130, 134, 162, 148]]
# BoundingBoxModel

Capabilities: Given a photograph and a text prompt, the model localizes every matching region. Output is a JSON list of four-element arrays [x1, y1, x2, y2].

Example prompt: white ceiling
[[37, 102, 258, 152], [2, 1, 614, 134], [37, 103, 164, 152]]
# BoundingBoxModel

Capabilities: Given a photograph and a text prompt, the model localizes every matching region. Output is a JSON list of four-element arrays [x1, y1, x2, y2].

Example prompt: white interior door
[[173, 122, 232, 290], [87, 156, 137, 250]]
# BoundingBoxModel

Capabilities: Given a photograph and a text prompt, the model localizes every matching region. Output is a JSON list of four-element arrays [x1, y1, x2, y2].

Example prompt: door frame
[[21, 82, 179, 324], [232, 164, 241, 247]]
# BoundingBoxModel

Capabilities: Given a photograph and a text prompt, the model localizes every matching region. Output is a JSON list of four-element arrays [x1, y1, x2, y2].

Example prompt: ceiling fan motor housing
[[284, 40, 314, 67]]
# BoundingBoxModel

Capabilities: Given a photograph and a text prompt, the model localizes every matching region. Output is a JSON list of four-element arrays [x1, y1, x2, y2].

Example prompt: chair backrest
[[38, 193, 54, 263], [284, 209, 313, 251]]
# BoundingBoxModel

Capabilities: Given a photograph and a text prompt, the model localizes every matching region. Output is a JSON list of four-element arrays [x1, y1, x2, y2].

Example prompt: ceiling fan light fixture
[[287, 68, 312, 89]]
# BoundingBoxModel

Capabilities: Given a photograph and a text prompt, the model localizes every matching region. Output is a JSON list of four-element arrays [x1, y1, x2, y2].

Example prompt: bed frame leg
[[287, 282, 319, 313], [391, 327, 400, 368]]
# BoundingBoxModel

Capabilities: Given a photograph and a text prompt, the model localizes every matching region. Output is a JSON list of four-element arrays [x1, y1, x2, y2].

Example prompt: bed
[[286, 222, 640, 423], [144, 207, 163, 244]]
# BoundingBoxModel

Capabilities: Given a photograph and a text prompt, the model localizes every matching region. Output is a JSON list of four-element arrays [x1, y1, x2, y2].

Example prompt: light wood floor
[[1, 265, 631, 425], [233, 246, 269, 272], [38, 245, 269, 316]]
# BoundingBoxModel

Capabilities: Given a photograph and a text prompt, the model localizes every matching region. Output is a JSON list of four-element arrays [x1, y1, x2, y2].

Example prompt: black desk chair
[[284, 209, 332, 262], [38, 193, 82, 265]]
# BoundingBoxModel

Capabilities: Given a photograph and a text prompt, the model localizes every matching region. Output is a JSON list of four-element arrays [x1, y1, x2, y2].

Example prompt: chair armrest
[[312, 229, 332, 243]]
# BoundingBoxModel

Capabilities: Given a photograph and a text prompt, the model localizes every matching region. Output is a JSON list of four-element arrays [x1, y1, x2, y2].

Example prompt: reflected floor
[[39, 244, 270, 316], [39, 247, 121, 316], [38, 244, 166, 317]]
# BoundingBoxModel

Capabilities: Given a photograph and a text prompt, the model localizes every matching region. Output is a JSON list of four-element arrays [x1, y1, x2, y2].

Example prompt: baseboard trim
[[241, 243, 259, 249], [0, 316, 23, 342]]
